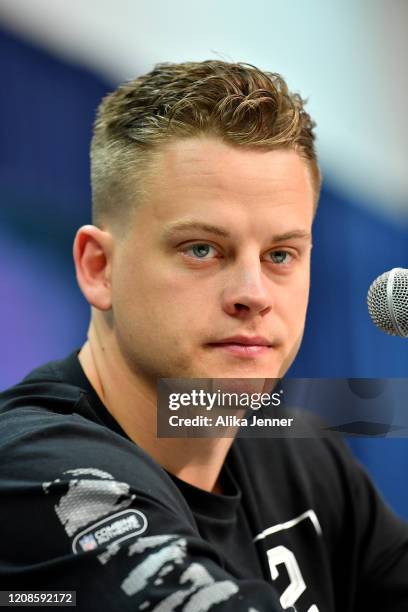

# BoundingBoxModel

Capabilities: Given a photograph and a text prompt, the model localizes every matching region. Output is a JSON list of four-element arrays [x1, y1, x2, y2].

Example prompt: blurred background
[[1, 1, 407, 515]]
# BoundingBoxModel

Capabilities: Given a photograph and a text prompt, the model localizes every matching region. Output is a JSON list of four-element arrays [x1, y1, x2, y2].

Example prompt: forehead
[[152, 136, 311, 191], [136, 136, 315, 232]]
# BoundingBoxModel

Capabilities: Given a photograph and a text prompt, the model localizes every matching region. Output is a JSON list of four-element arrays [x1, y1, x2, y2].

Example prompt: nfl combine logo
[[79, 534, 98, 551]]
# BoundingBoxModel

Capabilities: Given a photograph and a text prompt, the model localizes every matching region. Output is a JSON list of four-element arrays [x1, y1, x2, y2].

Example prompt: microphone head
[[367, 268, 408, 337]]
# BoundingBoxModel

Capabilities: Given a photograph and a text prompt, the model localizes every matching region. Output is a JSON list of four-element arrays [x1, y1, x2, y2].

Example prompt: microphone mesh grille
[[367, 269, 408, 337], [393, 271, 408, 336]]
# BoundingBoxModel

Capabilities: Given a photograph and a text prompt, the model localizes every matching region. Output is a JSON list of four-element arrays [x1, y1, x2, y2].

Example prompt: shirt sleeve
[[0, 408, 283, 612]]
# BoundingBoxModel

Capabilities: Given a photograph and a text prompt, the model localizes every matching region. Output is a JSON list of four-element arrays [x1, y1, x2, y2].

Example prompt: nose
[[221, 259, 274, 319]]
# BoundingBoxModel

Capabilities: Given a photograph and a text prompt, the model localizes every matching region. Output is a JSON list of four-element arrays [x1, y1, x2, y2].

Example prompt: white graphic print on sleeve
[[122, 537, 188, 596], [43, 467, 136, 537], [43, 470, 253, 610], [122, 535, 239, 611]]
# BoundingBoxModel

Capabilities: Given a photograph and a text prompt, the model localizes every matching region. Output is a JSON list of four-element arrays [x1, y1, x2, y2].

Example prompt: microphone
[[367, 268, 408, 337]]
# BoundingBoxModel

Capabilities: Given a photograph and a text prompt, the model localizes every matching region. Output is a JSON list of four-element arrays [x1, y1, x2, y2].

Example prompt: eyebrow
[[162, 221, 311, 243], [163, 221, 230, 239]]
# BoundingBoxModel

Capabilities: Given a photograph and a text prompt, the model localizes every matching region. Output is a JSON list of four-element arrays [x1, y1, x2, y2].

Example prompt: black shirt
[[0, 352, 407, 611]]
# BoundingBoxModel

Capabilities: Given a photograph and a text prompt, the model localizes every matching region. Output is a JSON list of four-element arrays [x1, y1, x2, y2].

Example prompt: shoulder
[[234, 415, 357, 481], [0, 366, 192, 524]]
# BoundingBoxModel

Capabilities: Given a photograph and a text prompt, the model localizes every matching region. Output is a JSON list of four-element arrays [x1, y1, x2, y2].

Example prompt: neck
[[78, 322, 234, 493]]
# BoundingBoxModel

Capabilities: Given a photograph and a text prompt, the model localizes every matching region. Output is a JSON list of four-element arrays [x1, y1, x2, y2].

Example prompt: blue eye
[[187, 244, 216, 259], [269, 250, 292, 264]]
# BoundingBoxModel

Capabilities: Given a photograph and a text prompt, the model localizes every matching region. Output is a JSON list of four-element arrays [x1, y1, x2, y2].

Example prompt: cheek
[[283, 275, 310, 330], [294, 263, 311, 300], [114, 265, 212, 335]]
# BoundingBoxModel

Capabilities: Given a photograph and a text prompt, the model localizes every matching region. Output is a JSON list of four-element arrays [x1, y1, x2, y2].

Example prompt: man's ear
[[73, 225, 114, 310]]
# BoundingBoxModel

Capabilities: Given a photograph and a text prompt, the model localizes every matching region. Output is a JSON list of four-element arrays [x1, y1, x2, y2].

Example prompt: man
[[0, 60, 407, 611]]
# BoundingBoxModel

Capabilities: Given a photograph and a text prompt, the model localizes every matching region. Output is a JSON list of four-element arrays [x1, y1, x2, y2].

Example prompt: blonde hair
[[91, 60, 321, 226]]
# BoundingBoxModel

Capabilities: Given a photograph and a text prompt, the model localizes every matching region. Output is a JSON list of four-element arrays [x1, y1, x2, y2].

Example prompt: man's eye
[[269, 250, 292, 264], [185, 244, 217, 259]]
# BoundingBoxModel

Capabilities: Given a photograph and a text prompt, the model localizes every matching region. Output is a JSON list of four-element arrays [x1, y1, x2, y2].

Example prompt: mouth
[[206, 336, 274, 358]]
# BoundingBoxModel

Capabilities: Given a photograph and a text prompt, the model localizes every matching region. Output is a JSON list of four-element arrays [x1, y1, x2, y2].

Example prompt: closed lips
[[208, 336, 272, 347]]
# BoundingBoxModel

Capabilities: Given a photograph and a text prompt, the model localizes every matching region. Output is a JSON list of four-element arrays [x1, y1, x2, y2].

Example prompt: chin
[[203, 362, 283, 380]]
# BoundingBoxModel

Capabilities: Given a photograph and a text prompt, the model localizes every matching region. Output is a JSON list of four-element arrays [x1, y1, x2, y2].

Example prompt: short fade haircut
[[91, 60, 321, 228]]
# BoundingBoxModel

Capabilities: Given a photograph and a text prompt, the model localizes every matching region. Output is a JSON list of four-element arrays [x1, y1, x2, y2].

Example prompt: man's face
[[109, 137, 315, 382]]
